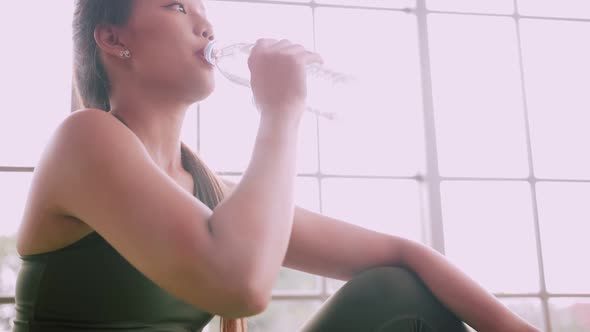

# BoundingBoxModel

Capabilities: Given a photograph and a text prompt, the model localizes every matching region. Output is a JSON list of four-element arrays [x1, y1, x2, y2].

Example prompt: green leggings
[[299, 267, 470, 332]]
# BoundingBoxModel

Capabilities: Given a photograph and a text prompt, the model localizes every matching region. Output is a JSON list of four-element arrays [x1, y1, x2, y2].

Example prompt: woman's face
[[119, 0, 216, 103]]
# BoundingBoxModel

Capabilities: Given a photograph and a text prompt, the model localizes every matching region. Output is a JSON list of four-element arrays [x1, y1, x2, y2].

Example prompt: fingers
[[276, 41, 324, 66], [284, 46, 324, 66], [251, 38, 276, 53]]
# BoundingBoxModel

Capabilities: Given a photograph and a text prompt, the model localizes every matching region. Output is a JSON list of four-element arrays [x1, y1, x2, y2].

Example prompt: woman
[[13, 0, 541, 331]]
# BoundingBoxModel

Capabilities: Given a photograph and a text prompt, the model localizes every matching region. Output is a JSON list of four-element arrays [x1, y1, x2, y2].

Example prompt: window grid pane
[[440, 181, 540, 293], [548, 298, 590, 332], [501, 298, 546, 331], [315, 8, 425, 177], [427, 0, 514, 15], [0, 304, 15, 332], [0, 1, 74, 167], [536, 182, 590, 294], [519, 19, 590, 180], [315, 0, 415, 9], [518, 0, 590, 19], [428, 13, 529, 178]]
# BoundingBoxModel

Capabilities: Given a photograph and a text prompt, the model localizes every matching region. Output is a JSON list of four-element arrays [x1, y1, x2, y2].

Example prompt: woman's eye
[[169, 2, 187, 14]]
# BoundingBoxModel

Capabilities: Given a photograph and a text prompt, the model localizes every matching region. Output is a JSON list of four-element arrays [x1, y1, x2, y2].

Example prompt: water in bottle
[[203, 41, 356, 120]]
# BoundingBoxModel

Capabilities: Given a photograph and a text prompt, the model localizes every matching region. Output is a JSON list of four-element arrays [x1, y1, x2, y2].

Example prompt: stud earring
[[119, 49, 131, 59]]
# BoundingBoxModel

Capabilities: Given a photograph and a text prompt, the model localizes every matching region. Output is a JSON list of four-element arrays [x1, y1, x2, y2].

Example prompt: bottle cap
[[204, 40, 218, 65]]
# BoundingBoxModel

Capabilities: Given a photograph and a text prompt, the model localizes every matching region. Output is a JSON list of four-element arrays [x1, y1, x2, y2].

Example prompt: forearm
[[400, 240, 541, 332], [208, 115, 300, 293]]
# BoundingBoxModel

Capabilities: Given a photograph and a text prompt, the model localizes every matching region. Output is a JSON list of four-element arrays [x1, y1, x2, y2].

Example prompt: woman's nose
[[202, 30, 214, 41], [199, 23, 215, 41]]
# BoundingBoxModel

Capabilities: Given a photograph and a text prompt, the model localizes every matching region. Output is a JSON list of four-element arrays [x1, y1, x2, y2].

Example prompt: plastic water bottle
[[204, 41, 355, 120]]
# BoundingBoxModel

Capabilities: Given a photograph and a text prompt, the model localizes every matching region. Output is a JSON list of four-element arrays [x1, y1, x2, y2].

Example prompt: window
[[2, 1, 589, 331]]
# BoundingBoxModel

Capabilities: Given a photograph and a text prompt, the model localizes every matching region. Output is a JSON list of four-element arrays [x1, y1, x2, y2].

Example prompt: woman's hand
[[248, 38, 323, 123]]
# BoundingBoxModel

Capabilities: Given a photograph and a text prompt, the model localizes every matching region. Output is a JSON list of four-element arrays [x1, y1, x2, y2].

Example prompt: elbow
[[213, 262, 273, 318], [221, 279, 271, 318], [188, 275, 270, 319], [239, 277, 272, 316], [202, 218, 272, 316], [241, 292, 271, 317]]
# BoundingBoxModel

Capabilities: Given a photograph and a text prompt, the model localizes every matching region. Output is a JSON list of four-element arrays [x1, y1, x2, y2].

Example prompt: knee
[[343, 266, 439, 312], [354, 266, 417, 283], [343, 266, 467, 331], [349, 266, 425, 296]]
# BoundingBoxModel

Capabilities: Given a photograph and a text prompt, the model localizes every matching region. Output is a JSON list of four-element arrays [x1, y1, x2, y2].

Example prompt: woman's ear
[[94, 24, 128, 59]]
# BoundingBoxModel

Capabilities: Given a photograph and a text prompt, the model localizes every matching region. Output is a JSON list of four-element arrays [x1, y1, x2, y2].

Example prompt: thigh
[[298, 266, 469, 332]]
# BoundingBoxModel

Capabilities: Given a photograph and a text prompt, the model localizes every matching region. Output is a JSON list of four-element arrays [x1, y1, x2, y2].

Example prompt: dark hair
[[72, 0, 133, 112], [72, 1, 246, 331]]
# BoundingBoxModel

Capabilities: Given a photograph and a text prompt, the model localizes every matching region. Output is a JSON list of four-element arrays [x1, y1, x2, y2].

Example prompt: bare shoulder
[[62, 108, 121, 129], [57, 108, 142, 151], [33, 108, 150, 213], [36, 108, 142, 171], [16, 108, 144, 255], [47, 108, 150, 183]]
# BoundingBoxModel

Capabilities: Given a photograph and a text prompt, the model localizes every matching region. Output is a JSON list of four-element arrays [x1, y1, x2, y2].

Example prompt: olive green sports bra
[[13, 113, 215, 331]]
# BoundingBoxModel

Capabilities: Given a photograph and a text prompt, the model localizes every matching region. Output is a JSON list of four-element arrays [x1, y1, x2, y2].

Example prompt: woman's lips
[[195, 46, 214, 68], [197, 53, 214, 68]]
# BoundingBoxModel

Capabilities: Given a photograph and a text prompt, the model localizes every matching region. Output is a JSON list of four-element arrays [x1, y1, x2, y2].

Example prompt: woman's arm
[[219, 181, 540, 330], [401, 241, 542, 332], [209, 116, 300, 305]]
